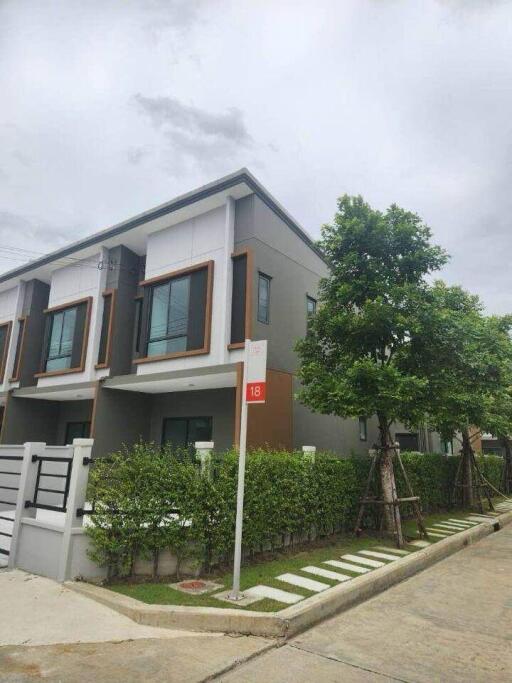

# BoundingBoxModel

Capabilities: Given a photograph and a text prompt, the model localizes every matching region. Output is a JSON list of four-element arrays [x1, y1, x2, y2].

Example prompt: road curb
[[66, 509, 512, 638]]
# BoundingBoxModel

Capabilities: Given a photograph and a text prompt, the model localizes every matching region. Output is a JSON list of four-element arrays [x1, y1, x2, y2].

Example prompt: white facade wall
[[137, 202, 243, 377], [0, 284, 24, 393], [37, 252, 109, 388]]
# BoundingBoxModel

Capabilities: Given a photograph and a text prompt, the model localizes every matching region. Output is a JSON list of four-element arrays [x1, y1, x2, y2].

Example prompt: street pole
[[228, 341, 249, 600]]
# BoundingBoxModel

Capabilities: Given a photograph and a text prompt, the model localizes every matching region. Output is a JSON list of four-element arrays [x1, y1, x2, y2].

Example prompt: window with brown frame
[[230, 252, 251, 346], [35, 298, 92, 377], [134, 261, 213, 364], [0, 321, 12, 383], [10, 317, 26, 382], [96, 290, 115, 368]]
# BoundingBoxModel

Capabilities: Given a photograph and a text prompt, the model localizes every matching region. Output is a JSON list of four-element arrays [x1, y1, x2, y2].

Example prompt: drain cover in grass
[[170, 579, 224, 595]]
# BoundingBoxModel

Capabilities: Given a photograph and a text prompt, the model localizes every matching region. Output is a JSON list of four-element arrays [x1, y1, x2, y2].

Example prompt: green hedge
[[85, 444, 503, 578]]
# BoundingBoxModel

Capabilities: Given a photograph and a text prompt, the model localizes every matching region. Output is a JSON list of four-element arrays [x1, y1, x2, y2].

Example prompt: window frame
[[161, 415, 213, 448], [35, 297, 92, 378], [358, 416, 368, 442], [134, 260, 214, 365], [257, 272, 271, 325], [0, 321, 12, 384], [9, 316, 27, 383], [306, 295, 317, 319], [95, 289, 116, 369], [228, 248, 253, 349]]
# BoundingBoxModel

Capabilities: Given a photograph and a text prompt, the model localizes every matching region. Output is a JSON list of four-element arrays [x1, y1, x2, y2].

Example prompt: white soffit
[[109, 371, 237, 394], [20, 387, 96, 401]]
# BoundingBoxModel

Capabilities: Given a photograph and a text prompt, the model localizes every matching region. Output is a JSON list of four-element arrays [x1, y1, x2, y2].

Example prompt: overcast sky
[[1, 0, 511, 312]]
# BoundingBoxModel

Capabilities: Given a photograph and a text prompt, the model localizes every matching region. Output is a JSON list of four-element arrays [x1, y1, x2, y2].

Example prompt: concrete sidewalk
[[0, 570, 272, 682], [221, 524, 512, 682]]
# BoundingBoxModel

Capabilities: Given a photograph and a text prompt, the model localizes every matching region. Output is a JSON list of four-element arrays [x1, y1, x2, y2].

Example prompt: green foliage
[[86, 443, 501, 579], [296, 194, 448, 431], [406, 281, 512, 441]]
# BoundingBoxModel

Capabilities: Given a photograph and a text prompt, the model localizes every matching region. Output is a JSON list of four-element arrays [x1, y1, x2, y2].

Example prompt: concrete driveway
[[0, 570, 272, 682], [220, 524, 512, 682]]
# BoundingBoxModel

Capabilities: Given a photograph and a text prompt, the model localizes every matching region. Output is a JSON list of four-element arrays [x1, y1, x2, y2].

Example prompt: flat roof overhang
[[0, 168, 320, 294], [11, 382, 96, 402], [104, 364, 239, 394]]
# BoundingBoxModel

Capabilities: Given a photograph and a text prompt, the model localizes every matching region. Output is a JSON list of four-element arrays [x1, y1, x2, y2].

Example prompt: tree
[[406, 282, 512, 506], [296, 195, 447, 545]]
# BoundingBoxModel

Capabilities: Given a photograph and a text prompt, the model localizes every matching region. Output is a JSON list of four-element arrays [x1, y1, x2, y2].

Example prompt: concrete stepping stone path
[[358, 550, 399, 562], [301, 566, 351, 582], [324, 560, 371, 574], [244, 585, 303, 605], [341, 554, 385, 568], [277, 573, 330, 593], [376, 546, 410, 555], [448, 519, 475, 526], [410, 540, 431, 547]]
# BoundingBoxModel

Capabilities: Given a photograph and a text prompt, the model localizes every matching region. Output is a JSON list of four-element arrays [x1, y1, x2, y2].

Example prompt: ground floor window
[[395, 432, 419, 452], [162, 416, 213, 448], [65, 421, 91, 444]]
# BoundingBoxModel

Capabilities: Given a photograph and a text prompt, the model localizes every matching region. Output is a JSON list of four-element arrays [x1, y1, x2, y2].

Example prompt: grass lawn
[[107, 508, 487, 612]]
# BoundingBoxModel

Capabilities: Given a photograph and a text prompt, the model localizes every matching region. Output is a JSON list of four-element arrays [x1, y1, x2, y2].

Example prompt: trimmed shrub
[[85, 444, 503, 578]]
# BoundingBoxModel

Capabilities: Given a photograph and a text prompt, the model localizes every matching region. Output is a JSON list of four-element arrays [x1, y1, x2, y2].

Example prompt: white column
[[195, 441, 214, 479], [8, 442, 44, 569], [2, 281, 25, 388], [302, 445, 316, 463], [222, 196, 236, 363], [57, 438, 94, 582]]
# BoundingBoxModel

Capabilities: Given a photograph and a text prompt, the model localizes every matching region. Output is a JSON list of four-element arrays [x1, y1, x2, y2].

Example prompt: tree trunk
[[378, 414, 404, 547], [502, 436, 512, 495], [461, 429, 474, 508]]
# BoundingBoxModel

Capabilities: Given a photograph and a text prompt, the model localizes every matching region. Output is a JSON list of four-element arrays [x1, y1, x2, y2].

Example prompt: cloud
[[133, 93, 252, 145]]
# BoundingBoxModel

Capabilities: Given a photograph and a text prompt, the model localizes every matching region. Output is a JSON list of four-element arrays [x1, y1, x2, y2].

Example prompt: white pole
[[228, 341, 249, 600]]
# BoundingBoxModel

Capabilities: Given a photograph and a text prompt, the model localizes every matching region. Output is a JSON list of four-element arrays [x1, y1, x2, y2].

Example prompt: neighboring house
[[0, 169, 381, 457]]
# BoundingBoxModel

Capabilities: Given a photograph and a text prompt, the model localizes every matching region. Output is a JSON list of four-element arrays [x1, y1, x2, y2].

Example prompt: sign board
[[245, 340, 267, 404]]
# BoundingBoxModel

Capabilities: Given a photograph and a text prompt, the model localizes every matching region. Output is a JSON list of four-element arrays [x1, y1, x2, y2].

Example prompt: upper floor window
[[230, 252, 250, 346], [0, 322, 12, 383], [40, 299, 91, 375], [306, 295, 317, 318], [257, 273, 271, 324], [359, 416, 368, 441], [139, 261, 213, 361], [96, 290, 115, 368], [10, 317, 26, 382]]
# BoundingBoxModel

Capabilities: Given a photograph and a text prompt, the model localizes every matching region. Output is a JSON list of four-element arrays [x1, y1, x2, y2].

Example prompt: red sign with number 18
[[246, 381, 266, 403]]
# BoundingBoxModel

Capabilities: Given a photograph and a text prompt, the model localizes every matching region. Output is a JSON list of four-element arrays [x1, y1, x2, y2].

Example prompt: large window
[[162, 416, 212, 448], [0, 322, 12, 383], [148, 276, 190, 356], [257, 273, 271, 324], [139, 262, 212, 361], [40, 299, 90, 375]]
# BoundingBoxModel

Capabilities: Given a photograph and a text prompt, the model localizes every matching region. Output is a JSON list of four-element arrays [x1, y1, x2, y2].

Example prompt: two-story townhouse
[[0, 169, 383, 457]]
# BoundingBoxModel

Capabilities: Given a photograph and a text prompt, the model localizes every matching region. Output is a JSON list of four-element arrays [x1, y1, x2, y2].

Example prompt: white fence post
[[195, 441, 214, 479], [302, 445, 316, 463], [8, 442, 45, 569], [57, 438, 94, 582]]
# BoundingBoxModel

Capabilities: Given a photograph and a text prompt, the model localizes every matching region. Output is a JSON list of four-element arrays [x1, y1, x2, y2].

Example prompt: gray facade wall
[[19, 279, 50, 387], [92, 386, 152, 457], [105, 246, 141, 377], [55, 400, 93, 444], [149, 388, 236, 452], [235, 195, 373, 456], [1, 396, 59, 444]]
